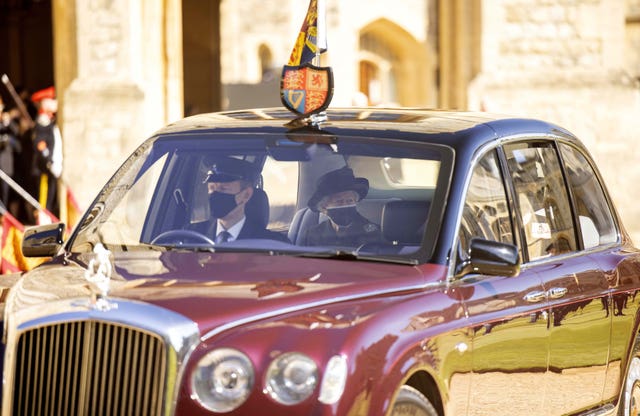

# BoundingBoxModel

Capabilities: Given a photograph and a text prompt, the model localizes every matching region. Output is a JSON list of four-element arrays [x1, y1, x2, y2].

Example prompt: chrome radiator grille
[[11, 320, 167, 416]]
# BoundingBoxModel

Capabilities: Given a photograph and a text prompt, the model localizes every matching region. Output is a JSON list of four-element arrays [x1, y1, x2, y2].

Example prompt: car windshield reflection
[[70, 133, 449, 263]]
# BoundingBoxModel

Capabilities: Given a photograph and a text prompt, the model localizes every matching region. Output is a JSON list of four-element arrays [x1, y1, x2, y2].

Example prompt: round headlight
[[191, 348, 254, 412], [265, 352, 318, 405]]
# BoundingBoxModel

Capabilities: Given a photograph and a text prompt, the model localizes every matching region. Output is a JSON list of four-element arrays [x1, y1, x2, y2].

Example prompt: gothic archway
[[358, 19, 433, 107]]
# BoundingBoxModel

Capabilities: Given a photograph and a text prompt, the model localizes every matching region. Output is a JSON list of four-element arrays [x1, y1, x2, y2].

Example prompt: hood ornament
[[84, 243, 117, 311]]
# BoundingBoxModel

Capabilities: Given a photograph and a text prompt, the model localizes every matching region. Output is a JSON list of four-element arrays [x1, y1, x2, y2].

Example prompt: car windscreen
[[70, 132, 453, 264]]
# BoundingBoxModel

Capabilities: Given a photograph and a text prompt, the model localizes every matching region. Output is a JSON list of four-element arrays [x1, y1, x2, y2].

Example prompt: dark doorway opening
[[0, 0, 54, 102]]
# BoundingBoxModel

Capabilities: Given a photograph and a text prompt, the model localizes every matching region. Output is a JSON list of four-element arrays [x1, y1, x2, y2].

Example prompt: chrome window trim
[[446, 132, 622, 281], [555, 139, 624, 245], [519, 241, 623, 270], [2, 298, 200, 416]]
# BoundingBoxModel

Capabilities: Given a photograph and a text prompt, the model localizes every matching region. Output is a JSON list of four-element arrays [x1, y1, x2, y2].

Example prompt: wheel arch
[[405, 370, 444, 416], [621, 308, 640, 376]]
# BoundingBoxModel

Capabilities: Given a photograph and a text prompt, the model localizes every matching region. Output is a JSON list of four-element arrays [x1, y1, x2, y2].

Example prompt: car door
[[504, 141, 611, 414], [557, 142, 630, 405], [456, 149, 549, 415]]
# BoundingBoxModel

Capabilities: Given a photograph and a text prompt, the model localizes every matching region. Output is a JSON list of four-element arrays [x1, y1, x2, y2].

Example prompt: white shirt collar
[[217, 216, 246, 242]]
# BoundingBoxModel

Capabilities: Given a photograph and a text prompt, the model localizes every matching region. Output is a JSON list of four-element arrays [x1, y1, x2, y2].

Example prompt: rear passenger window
[[559, 143, 618, 248], [459, 150, 513, 255], [505, 142, 576, 261]]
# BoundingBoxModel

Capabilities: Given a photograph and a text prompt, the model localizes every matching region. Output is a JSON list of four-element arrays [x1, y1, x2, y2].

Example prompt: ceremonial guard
[[30, 86, 62, 217], [0, 96, 21, 210]]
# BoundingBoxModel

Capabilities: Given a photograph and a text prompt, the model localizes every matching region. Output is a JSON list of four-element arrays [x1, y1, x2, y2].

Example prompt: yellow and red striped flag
[[287, 0, 327, 66], [1, 212, 49, 274]]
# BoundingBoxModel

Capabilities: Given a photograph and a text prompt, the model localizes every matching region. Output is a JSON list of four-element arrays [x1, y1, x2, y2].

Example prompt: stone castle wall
[[60, 0, 640, 240], [469, 0, 640, 241]]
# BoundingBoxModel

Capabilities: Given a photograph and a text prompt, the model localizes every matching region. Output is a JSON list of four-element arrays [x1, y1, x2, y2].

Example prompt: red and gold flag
[[281, 65, 332, 115], [287, 0, 327, 66], [281, 0, 332, 117], [1, 213, 48, 274]]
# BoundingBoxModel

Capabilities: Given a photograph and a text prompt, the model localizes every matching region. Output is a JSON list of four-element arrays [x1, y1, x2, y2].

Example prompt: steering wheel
[[151, 229, 216, 246]]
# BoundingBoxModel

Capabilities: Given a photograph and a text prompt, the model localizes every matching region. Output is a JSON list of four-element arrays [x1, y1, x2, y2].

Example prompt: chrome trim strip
[[577, 403, 615, 416], [519, 241, 622, 270], [2, 298, 200, 416], [201, 282, 444, 342]]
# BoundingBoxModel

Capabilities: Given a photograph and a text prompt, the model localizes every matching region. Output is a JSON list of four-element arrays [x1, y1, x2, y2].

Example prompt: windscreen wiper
[[294, 250, 417, 265]]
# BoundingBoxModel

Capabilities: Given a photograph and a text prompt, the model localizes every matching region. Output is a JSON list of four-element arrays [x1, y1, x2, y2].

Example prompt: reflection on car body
[[5, 107, 640, 416]]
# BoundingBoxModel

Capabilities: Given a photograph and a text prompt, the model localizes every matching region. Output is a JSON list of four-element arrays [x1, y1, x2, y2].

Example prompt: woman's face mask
[[326, 205, 358, 227]]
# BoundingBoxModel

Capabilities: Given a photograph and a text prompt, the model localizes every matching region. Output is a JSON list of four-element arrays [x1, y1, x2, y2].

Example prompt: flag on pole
[[287, 0, 327, 66], [281, 0, 333, 118], [1, 212, 48, 274]]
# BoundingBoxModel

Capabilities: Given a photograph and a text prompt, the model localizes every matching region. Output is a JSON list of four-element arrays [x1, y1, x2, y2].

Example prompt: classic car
[[4, 107, 640, 416]]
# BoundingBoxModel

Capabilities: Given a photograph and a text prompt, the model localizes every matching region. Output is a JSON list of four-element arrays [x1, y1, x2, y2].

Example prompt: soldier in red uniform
[[31, 86, 62, 218]]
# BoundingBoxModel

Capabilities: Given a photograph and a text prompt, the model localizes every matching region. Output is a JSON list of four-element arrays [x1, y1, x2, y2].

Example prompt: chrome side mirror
[[22, 223, 65, 257], [455, 237, 520, 278]]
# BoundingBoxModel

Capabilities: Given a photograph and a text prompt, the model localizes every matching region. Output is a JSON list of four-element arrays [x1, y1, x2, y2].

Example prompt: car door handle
[[524, 290, 546, 303], [546, 287, 568, 299]]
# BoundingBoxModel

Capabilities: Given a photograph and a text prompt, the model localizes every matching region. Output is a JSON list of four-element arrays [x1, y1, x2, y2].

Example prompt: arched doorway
[[258, 44, 274, 81], [358, 18, 433, 107]]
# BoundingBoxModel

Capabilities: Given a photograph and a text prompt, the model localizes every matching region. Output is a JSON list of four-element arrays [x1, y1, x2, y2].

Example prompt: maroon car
[[4, 107, 639, 415]]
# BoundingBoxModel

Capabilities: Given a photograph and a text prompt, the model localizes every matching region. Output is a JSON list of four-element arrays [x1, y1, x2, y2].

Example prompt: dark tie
[[215, 230, 231, 244]]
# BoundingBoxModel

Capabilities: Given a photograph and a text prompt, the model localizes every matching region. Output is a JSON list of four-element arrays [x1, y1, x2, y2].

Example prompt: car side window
[[459, 150, 513, 255], [504, 142, 577, 260], [559, 143, 618, 248]]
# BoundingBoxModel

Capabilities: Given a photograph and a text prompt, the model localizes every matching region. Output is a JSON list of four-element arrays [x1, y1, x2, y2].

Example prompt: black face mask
[[209, 191, 240, 219], [326, 205, 358, 227]]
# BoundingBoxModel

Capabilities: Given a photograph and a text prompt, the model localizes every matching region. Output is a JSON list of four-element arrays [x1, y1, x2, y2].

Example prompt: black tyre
[[390, 385, 438, 416]]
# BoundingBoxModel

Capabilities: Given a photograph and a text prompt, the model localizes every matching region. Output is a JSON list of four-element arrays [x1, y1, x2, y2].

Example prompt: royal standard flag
[[281, 0, 333, 117], [287, 0, 327, 66]]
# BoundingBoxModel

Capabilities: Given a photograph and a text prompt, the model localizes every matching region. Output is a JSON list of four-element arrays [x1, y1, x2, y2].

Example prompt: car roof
[[156, 107, 577, 151]]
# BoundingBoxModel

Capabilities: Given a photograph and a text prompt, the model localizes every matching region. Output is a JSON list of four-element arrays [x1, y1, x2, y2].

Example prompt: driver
[[204, 158, 288, 243], [301, 167, 382, 246]]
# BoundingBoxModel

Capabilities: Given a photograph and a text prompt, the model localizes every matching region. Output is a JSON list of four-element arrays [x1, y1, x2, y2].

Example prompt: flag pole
[[315, 0, 326, 67], [0, 74, 35, 129], [0, 168, 55, 221], [280, 0, 333, 126]]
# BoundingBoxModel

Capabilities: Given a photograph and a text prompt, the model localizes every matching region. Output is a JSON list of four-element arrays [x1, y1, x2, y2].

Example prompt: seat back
[[356, 198, 400, 225], [288, 207, 321, 244], [245, 188, 270, 228], [288, 197, 403, 245], [381, 200, 430, 244]]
